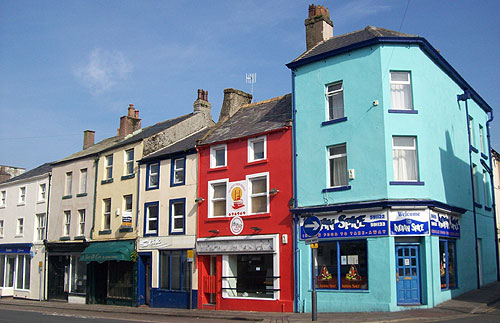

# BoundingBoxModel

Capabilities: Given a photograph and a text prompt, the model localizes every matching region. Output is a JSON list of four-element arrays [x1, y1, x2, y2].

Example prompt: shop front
[[81, 240, 136, 306], [0, 243, 33, 298], [136, 235, 196, 308], [294, 204, 463, 312], [197, 234, 291, 312]]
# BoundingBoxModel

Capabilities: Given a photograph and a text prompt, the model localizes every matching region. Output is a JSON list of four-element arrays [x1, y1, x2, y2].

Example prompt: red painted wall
[[197, 127, 294, 312]]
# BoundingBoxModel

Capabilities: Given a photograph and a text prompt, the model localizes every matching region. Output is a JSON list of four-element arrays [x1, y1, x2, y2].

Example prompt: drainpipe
[[486, 110, 499, 281], [458, 91, 480, 289], [43, 172, 52, 301], [135, 161, 140, 230], [91, 156, 99, 240], [291, 69, 300, 312]]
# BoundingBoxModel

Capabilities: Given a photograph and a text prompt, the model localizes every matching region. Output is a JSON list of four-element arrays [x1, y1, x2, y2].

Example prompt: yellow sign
[[39, 261, 43, 268], [310, 243, 318, 249], [187, 249, 194, 259]]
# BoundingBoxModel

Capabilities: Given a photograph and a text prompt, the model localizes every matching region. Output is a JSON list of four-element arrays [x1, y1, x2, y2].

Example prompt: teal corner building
[[287, 5, 497, 312]]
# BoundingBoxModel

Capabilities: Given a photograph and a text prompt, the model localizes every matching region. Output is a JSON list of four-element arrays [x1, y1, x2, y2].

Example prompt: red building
[[196, 89, 294, 312]]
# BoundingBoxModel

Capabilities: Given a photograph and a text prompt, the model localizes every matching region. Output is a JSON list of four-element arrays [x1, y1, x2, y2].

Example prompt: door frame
[[395, 243, 421, 305], [137, 252, 152, 306]]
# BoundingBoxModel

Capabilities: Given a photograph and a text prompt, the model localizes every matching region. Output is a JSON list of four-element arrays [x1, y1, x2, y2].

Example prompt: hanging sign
[[227, 181, 247, 217], [430, 212, 460, 238], [230, 216, 244, 235], [300, 211, 388, 239], [389, 209, 429, 236]]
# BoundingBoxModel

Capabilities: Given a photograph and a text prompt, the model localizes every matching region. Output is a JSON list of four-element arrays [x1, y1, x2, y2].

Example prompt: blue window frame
[[170, 156, 186, 187], [169, 198, 185, 235], [440, 239, 457, 290], [160, 250, 189, 291], [146, 162, 160, 190], [143, 201, 159, 236]]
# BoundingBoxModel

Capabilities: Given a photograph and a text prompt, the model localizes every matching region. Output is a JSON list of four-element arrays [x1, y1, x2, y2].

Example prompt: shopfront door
[[48, 255, 69, 300], [395, 245, 420, 305]]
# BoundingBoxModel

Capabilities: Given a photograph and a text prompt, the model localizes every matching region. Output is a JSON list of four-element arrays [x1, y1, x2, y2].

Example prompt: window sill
[[485, 206, 492, 212], [146, 186, 159, 191], [76, 193, 88, 198], [0, 205, 5, 209], [15, 235, 24, 238], [170, 181, 185, 187], [59, 236, 70, 241], [143, 232, 158, 237], [99, 230, 112, 235], [322, 185, 351, 193], [208, 166, 228, 172], [246, 159, 268, 166], [388, 109, 418, 114], [17, 203, 26, 207], [470, 146, 479, 153], [206, 213, 271, 222], [62, 195, 72, 200], [119, 226, 133, 233], [36, 200, 46, 204], [169, 231, 185, 235], [481, 153, 488, 160], [101, 178, 114, 185], [474, 202, 482, 208], [389, 181, 425, 186], [74, 235, 85, 240], [121, 174, 135, 181], [321, 117, 348, 127]]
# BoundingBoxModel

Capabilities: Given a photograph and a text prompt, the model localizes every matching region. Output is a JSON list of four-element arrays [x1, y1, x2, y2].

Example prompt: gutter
[[291, 69, 300, 313], [90, 156, 99, 240], [486, 110, 499, 281], [43, 172, 52, 301], [458, 91, 481, 289]]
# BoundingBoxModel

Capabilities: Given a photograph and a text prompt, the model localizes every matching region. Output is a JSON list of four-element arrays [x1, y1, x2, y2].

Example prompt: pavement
[[1, 282, 500, 322]]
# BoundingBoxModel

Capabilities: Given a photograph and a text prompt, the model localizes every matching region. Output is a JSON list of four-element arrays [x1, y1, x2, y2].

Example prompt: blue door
[[396, 245, 421, 305]]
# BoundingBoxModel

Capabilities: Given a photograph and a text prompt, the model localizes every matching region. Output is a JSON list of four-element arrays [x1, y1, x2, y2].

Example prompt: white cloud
[[74, 49, 133, 95]]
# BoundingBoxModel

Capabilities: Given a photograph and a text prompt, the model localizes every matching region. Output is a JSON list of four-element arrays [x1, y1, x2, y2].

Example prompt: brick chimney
[[193, 89, 212, 117], [83, 130, 95, 150], [218, 88, 252, 122], [118, 104, 142, 138], [305, 4, 333, 50]]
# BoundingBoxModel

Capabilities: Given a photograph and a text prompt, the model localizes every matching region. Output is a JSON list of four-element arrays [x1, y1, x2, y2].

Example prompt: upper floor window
[[124, 149, 134, 176], [479, 125, 485, 154], [146, 162, 159, 190], [209, 180, 227, 217], [63, 210, 71, 236], [483, 170, 490, 207], [248, 174, 268, 214], [78, 209, 86, 236], [16, 218, 24, 236], [123, 195, 133, 216], [170, 199, 185, 234], [392, 136, 418, 181], [18, 187, 26, 204], [326, 81, 344, 120], [472, 164, 479, 203], [328, 144, 348, 187], [0, 190, 5, 207], [79, 168, 87, 194], [468, 116, 475, 147], [36, 213, 46, 241], [103, 198, 111, 230], [171, 157, 185, 186], [210, 144, 227, 168], [65, 172, 73, 196], [0, 220, 4, 238], [105, 154, 113, 180], [390, 71, 413, 111], [38, 183, 46, 202], [248, 136, 266, 162], [145, 202, 159, 236]]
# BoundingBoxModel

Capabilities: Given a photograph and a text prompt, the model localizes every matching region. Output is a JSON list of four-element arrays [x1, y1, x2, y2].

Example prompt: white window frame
[[170, 200, 185, 234], [78, 209, 85, 236], [65, 171, 73, 196], [15, 255, 30, 290], [479, 125, 485, 154], [123, 195, 133, 217], [472, 164, 478, 203], [468, 116, 475, 147], [16, 218, 24, 236], [248, 136, 267, 163], [328, 144, 348, 188], [124, 149, 134, 176], [36, 213, 46, 241], [147, 162, 160, 189], [38, 183, 46, 202], [326, 81, 344, 120], [104, 154, 113, 180], [392, 136, 419, 181], [247, 172, 269, 214], [172, 157, 185, 185], [145, 203, 159, 235], [103, 199, 111, 230], [0, 220, 4, 238], [0, 190, 5, 207], [63, 211, 71, 237], [210, 144, 227, 168], [483, 170, 489, 207], [390, 71, 413, 110], [208, 179, 228, 218], [18, 187, 26, 204], [79, 168, 87, 194]]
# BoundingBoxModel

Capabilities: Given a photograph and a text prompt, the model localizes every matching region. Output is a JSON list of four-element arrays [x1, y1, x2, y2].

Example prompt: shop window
[[326, 81, 344, 120], [223, 254, 275, 299], [392, 136, 418, 181], [0, 255, 15, 288], [171, 157, 185, 186], [390, 71, 413, 111], [16, 255, 30, 290], [328, 144, 348, 187], [316, 240, 368, 290], [70, 256, 86, 294], [209, 180, 227, 217], [108, 261, 133, 299], [160, 250, 189, 291], [440, 239, 457, 290], [146, 162, 159, 190]]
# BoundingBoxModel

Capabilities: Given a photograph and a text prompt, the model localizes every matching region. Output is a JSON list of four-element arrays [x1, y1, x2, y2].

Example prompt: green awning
[[80, 241, 134, 263]]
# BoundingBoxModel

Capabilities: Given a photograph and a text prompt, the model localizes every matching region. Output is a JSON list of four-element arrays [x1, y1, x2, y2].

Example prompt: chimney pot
[[119, 104, 142, 137], [305, 3, 333, 50], [193, 88, 212, 116]]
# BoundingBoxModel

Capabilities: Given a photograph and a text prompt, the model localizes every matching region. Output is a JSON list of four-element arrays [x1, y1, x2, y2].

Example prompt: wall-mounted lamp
[[208, 229, 219, 234], [269, 188, 279, 195], [251, 226, 262, 231], [195, 197, 205, 203]]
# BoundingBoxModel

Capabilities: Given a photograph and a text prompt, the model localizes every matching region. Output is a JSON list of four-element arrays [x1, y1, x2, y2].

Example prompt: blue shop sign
[[430, 212, 460, 238], [300, 211, 388, 239], [389, 210, 430, 236], [0, 243, 32, 254]]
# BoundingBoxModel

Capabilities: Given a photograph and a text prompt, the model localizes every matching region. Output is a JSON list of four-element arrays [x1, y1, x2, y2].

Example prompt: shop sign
[[430, 212, 460, 238], [197, 237, 274, 254], [121, 211, 132, 228], [227, 180, 247, 216], [230, 216, 244, 235], [138, 237, 170, 250], [389, 209, 429, 236], [300, 211, 388, 240]]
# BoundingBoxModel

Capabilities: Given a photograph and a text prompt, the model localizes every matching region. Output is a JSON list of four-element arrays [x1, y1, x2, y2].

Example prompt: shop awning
[[80, 241, 134, 263]]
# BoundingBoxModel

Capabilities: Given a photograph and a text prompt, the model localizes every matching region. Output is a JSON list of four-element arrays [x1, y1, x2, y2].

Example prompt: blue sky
[[1, 0, 499, 170]]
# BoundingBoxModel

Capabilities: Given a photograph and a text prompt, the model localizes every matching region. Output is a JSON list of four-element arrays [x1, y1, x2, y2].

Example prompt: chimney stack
[[193, 88, 212, 117], [218, 88, 252, 122], [118, 104, 142, 138], [305, 4, 333, 50], [83, 130, 95, 150]]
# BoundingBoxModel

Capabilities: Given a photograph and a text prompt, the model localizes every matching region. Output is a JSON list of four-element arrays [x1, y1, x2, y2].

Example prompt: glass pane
[[160, 252, 170, 289], [174, 218, 184, 230], [399, 268, 404, 276], [108, 261, 133, 299], [448, 241, 456, 288], [7, 256, 15, 287], [393, 136, 415, 148], [17, 255, 24, 289], [330, 156, 348, 187], [411, 258, 416, 266], [398, 258, 403, 266], [175, 170, 184, 183], [316, 242, 338, 290], [412, 268, 417, 276], [411, 249, 416, 256], [251, 196, 267, 213], [213, 200, 226, 216], [251, 178, 266, 194], [236, 254, 273, 298], [329, 145, 346, 156], [0, 256, 4, 287], [405, 268, 410, 276], [213, 184, 226, 199], [327, 83, 342, 92], [391, 71, 409, 82], [71, 256, 86, 294], [253, 141, 265, 160], [215, 148, 225, 166], [24, 255, 30, 289], [339, 241, 368, 290], [171, 251, 181, 290], [398, 249, 403, 256], [149, 219, 158, 232]]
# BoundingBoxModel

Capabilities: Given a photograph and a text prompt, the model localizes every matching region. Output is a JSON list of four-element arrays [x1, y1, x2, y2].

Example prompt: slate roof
[[139, 127, 211, 163], [199, 94, 292, 146], [291, 26, 417, 64], [54, 135, 123, 164], [1, 162, 53, 184]]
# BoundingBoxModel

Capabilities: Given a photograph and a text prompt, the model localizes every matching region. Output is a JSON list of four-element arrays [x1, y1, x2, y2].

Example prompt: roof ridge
[[240, 93, 290, 110]]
